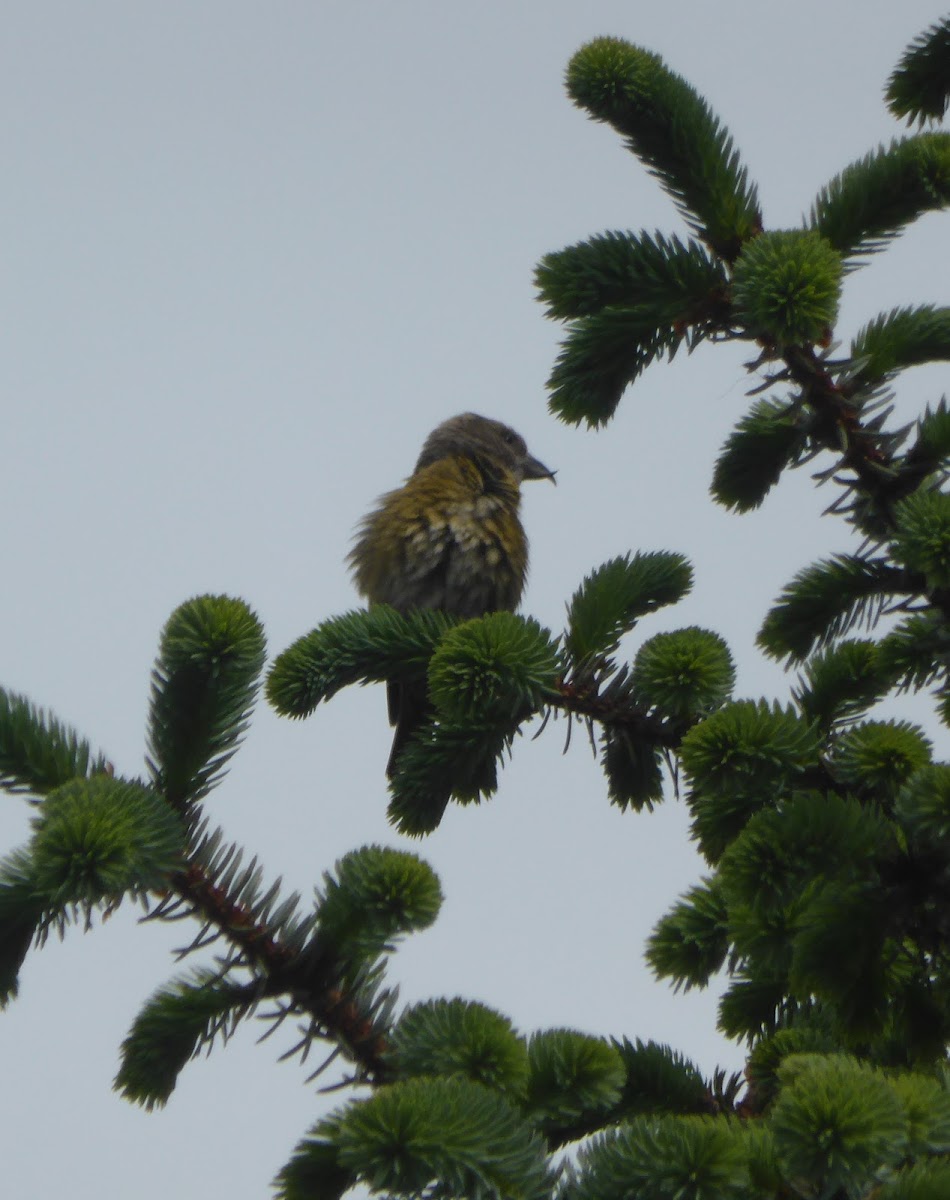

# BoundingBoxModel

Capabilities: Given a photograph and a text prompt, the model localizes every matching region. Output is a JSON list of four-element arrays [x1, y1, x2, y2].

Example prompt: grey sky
[[1, 3, 948, 1196]]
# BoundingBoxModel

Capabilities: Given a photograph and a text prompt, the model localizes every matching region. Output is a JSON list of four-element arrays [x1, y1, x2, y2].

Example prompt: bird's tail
[[386, 678, 428, 778]]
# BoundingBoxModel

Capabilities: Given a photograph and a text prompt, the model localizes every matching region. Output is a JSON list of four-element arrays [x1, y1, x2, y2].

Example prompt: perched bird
[[349, 412, 555, 776]]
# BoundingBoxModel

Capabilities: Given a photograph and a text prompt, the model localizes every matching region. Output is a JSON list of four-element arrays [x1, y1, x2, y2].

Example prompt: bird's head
[[414, 412, 556, 485]]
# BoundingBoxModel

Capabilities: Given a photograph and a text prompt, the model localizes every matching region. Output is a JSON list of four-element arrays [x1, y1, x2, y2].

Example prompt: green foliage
[[612, 1037, 712, 1118], [788, 883, 890, 1031], [29, 777, 184, 913], [716, 973, 788, 1042], [891, 488, 950, 587], [793, 638, 893, 729], [147, 595, 266, 808], [0, 778, 183, 1000], [547, 35, 764, 425], [524, 1030, 626, 1143], [680, 701, 819, 860], [886, 16, 950, 123], [567, 1115, 751, 1200], [809, 133, 950, 262], [267, 606, 457, 718], [565, 38, 761, 258], [727, 903, 797, 982], [541, 230, 732, 424], [895, 764, 950, 849], [545, 305, 684, 427], [731, 229, 842, 346], [647, 878, 730, 990], [387, 717, 515, 835], [314, 845, 442, 969], [0, 687, 110, 798], [0, 851, 45, 1005], [601, 727, 666, 812], [745, 1026, 840, 1108], [271, 610, 548, 834], [115, 969, 256, 1109], [388, 999, 528, 1094], [631, 626, 735, 721], [878, 612, 950, 692], [717, 792, 893, 911], [878, 1160, 950, 1199], [427, 614, 561, 723], [850, 305, 950, 387], [771, 1055, 908, 1194], [536, 229, 727, 321], [183, 821, 317, 958], [758, 554, 907, 663], [276, 1077, 553, 1200], [565, 551, 692, 667], [830, 719, 932, 800], [889, 1073, 950, 1157], [911, 398, 950, 470], [711, 396, 810, 512]]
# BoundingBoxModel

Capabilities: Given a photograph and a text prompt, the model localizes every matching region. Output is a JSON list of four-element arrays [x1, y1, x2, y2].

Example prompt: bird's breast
[[350, 457, 529, 615]]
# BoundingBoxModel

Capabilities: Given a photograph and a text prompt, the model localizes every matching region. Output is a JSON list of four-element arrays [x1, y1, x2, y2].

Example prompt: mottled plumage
[[349, 412, 555, 775]]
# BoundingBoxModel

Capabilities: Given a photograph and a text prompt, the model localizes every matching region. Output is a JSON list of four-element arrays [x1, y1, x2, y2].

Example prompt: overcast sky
[[2, 3, 948, 1197]]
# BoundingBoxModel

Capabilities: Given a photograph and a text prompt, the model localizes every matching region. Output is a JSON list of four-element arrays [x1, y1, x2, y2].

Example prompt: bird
[[348, 412, 555, 777]]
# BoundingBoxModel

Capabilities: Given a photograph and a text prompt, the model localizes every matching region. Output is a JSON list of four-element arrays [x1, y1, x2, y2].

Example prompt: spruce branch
[[910, 398, 950, 472], [886, 16, 950, 124], [631, 626, 735, 722], [681, 701, 821, 862], [711, 396, 812, 512], [717, 972, 794, 1043], [0, 687, 111, 799], [267, 607, 458, 719], [716, 793, 894, 914], [565, 38, 762, 259], [611, 1038, 715, 1118], [545, 306, 685, 427], [118, 842, 443, 1107], [600, 724, 666, 812], [523, 1030, 626, 1149], [891, 488, 950, 588], [850, 305, 950, 387], [146, 595, 266, 809], [115, 969, 261, 1109], [388, 999, 529, 1095], [163, 845, 396, 1080], [758, 554, 913, 664], [30, 777, 185, 916], [731, 230, 842, 347], [565, 552, 693, 668], [878, 611, 950, 692], [276, 1077, 554, 1200], [830, 718, 932, 802], [770, 1056, 908, 1194], [744, 1027, 840, 1111], [427, 613, 562, 724], [791, 638, 895, 730], [895, 764, 950, 851], [647, 878, 730, 992], [809, 133, 950, 264], [567, 1114, 751, 1200], [313, 845, 443, 975], [779, 343, 919, 531], [536, 229, 729, 322]]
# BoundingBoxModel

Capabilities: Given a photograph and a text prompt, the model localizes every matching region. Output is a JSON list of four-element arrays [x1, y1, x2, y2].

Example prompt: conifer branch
[[886, 16, 950, 123], [162, 856, 395, 1080]]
